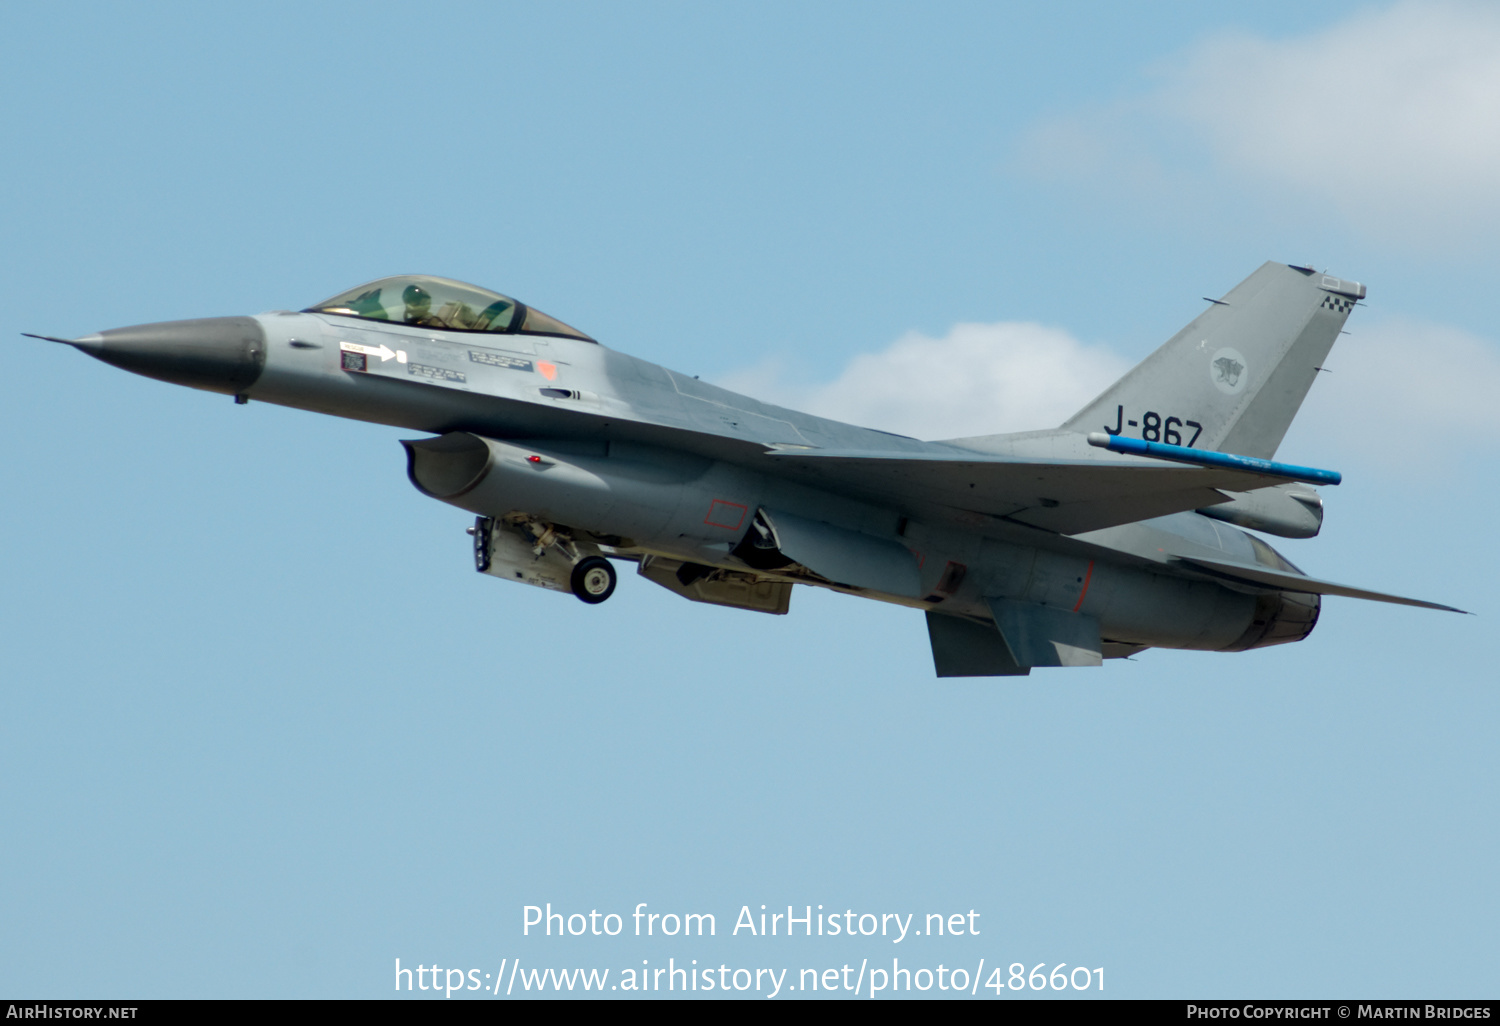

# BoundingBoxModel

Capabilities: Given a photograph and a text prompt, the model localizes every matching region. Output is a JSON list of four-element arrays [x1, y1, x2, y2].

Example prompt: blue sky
[[1, 0, 1494, 999]]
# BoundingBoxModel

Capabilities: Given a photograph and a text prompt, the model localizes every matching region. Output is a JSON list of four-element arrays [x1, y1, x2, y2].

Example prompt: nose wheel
[[570, 556, 617, 604]]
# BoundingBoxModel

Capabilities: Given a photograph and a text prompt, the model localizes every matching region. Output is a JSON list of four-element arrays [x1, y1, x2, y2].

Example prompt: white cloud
[[1293, 316, 1500, 465], [1016, 1, 1500, 240], [719, 315, 1500, 474], [716, 321, 1130, 440]]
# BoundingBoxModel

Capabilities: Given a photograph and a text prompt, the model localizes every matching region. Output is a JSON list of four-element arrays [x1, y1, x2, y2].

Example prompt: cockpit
[[306, 275, 596, 343]]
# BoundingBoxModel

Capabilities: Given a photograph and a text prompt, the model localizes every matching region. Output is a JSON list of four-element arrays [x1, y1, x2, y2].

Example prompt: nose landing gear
[[570, 556, 617, 604]]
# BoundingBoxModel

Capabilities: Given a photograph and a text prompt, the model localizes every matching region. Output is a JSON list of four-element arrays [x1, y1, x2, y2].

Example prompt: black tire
[[570, 556, 617, 604]]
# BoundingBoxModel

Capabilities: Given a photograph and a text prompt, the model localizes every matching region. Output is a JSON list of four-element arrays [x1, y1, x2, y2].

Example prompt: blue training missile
[[1086, 432, 1342, 487]]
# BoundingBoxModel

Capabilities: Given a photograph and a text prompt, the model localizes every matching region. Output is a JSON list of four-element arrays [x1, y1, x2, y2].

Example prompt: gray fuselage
[[230, 308, 1313, 659]]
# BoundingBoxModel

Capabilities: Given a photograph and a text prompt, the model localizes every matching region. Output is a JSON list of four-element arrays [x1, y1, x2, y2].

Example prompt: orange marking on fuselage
[[1072, 560, 1095, 612]]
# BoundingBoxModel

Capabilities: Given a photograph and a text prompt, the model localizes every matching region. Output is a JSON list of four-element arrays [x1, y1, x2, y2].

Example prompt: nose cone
[[73, 316, 267, 395]]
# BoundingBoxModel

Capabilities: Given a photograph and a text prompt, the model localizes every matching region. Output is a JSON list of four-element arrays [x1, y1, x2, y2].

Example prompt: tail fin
[[1059, 262, 1363, 458]]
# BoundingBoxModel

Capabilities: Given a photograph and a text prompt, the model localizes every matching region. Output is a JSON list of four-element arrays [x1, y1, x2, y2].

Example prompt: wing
[[763, 449, 1310, 535], [1172, 554, 1466, 613]]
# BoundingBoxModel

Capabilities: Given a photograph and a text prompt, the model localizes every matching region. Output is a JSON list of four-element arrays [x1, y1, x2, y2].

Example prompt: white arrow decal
[[339, 341, 397, 361]]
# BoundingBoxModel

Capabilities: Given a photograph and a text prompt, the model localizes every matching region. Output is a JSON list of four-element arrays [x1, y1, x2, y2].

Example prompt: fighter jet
[[26, 262, 1461, 676]]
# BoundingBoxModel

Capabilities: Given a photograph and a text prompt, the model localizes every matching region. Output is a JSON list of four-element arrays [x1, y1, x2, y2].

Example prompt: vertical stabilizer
[[1060, 262, 1362, 458]]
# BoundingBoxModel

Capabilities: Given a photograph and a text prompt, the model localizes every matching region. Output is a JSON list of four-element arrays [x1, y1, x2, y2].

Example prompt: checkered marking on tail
[[1320, 295, 1355, 314]]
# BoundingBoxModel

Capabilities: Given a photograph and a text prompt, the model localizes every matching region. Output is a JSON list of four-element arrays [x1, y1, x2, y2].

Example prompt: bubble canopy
[[306, 275, 595, 342]]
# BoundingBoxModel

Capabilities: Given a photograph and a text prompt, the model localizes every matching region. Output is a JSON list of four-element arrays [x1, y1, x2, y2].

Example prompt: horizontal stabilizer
[[764, 449, 1308, 535], [1173, 555, 1466, 613]]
